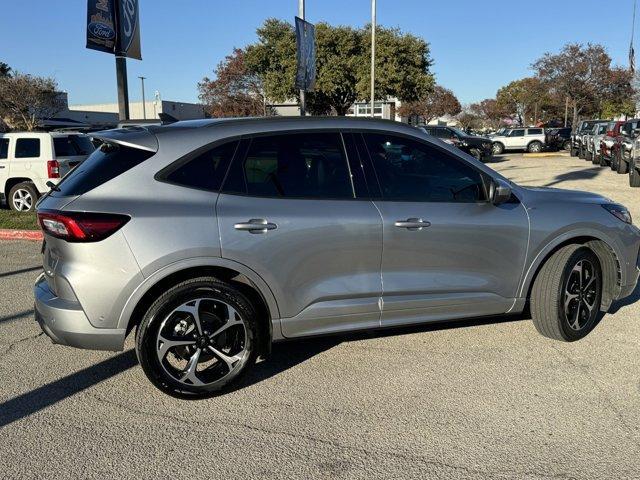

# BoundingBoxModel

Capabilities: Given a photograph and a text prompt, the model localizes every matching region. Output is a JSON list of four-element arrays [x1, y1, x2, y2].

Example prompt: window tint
[[164, 141, 238, 191], [435, 128, 453, 139], [510, 129, 525, 137], [363, 133, 486, 203], [51, 142, 154, 197], [0, 138, 8, 159], [527, 128, 543, 135], [224, 132, 353, 199], [15, 138, 40, 158], [53, 135, 95, 156]]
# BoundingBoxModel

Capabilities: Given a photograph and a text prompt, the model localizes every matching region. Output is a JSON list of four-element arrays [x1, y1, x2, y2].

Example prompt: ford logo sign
[[88, 22, 115, 40]]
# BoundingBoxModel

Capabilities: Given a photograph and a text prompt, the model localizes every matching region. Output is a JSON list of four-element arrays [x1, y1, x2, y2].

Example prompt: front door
[[217, 131, 383, 338], [506, 128, 526, 150], [360, 132, 529, 327], [0, 137, 9, 197]]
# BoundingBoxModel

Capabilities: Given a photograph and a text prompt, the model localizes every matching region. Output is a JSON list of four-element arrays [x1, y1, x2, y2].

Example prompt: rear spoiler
[[91, 127, 159, 153]]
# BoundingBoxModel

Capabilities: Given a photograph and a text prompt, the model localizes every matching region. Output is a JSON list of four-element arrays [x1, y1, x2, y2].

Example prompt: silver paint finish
[[33, 117, 640, 352]]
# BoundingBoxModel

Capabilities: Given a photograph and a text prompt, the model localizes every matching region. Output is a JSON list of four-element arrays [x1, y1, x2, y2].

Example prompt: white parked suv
[[0, 131, 95, 211], [491, 127, 546, 154]]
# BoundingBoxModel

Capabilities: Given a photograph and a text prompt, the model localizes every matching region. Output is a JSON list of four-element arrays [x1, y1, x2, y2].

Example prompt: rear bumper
[[34, 274, 125, 351]]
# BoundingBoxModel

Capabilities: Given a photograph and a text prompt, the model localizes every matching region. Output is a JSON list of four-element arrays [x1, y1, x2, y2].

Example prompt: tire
[[8, 182, 38, 212], [578, 146, 586, 159], [530, 245, 602, 342], [527, 141, 543, 153], [136, 276, 261, 398], [617, 154, 629, 174], [630, 165, 640, 187], [469, 148, 482, 161], [563, 140, 572, 151], [591, 152, 600, 165], [611, 151, 619, 171], [491, 142, 504, 155], [570, 147, 578, 157]]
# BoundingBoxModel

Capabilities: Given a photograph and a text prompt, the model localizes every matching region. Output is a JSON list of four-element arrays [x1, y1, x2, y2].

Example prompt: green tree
[[0, 62, 11, 78], [496, 77, 545, 125], [243, 19, 434, 115]]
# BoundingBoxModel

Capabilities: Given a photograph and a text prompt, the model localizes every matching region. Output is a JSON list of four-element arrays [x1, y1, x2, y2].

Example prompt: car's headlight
[[602, 203, 632, 224]]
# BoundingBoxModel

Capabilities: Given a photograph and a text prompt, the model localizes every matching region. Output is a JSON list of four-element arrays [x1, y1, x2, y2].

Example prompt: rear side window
[[15, 138, 40, 158], [527, 128, 543, 135], [52, 142, 154, 196], [0, 138, 8, 159], [53, 135, 96, 156], [223, 132, 353, 199], [163, 141, 238, 192]]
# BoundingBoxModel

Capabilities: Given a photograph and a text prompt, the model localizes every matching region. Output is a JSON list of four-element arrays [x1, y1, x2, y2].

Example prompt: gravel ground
[[1, 153, 640, 479]]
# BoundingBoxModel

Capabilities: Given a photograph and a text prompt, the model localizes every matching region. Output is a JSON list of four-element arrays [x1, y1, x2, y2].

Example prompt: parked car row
[[571, 118, 640, 187], [419, 125, 493, 161], [0, 131, 95, 211]]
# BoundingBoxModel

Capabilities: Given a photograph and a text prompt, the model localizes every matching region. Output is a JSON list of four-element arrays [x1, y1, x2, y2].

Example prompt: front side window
[[0, 138, 8, 159], [15, 138, 40, 158], [164, 141, 238, 192], [363, 133, 486, 203], [223, 132, 353, 199]]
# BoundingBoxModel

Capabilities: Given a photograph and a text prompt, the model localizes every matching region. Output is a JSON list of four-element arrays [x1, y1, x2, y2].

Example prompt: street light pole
[[138, 76, 147, 119], [370, 0, 376, 118], [299, 0, 306, 116], [115, 56, 130, 120]]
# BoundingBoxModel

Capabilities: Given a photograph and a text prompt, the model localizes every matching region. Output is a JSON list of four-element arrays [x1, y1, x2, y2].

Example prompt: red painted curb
[[0, 229, 43, 241]]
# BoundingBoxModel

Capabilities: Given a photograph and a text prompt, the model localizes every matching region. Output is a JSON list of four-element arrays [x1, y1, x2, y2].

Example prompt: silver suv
[[34, 117, 640, 398]]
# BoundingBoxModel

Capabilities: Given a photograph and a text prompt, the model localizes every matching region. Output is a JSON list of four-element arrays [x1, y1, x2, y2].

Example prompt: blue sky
[[1, 0, 636, 106]]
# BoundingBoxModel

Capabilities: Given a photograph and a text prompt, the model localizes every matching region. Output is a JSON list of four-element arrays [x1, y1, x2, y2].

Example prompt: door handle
[[394, 218, 431, 230], [0, 165, 5, 169], [234, 218, 277, 234]]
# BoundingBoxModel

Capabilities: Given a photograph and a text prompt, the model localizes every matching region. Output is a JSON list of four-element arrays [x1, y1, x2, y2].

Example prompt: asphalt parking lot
[[2, 152, 640, 479]]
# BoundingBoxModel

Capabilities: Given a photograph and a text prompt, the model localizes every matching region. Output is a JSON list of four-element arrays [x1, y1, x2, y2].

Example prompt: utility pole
[[298, 0, 306, 116], [115, 56, 130, 120], [370, 0, 376, 118], [564, 96, 569, 127], [138, 76, 147, 119]]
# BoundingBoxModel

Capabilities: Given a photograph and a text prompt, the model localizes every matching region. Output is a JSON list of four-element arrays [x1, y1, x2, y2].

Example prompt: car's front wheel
[[617, 154, 629, 174], [630, 165, 640, 187], [491, 142, 504, 155], [530, 245, 602, 342], [136, 276, 260, 398]]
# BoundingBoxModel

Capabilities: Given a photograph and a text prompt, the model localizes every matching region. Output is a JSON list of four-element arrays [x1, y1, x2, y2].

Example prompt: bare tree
[[398, 85, 461, 123], [0, 74, 64, 131]]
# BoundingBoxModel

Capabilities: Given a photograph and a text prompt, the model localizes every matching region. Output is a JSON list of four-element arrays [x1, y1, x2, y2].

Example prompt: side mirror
[[489, 179, 512, 205]]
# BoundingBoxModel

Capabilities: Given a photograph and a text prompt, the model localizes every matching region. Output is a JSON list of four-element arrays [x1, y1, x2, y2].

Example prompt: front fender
[[517, 227, 626, 298]]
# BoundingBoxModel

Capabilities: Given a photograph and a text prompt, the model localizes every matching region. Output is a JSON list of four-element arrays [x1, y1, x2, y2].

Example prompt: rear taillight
[[47, 160, 60, 178], [37, 210, 130, 242]]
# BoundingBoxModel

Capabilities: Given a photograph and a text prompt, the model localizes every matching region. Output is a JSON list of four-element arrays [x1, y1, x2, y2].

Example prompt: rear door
[[217, 131, 383, 338], [360, 132, 529, 327]]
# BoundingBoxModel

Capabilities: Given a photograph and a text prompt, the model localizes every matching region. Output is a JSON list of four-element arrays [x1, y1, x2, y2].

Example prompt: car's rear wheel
[[527, 141, 543, 153], [530, 245, 602, 342], [630, 165, 640, 187], [8, 182, 38, 212], [136, 276, 260, 398], [491, 142, 504, 155], [563, 140, 572, 151]]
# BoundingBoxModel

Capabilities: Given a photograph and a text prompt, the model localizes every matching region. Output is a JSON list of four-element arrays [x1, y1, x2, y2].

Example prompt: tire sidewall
[[136, 279, 259, 398], [556, 249, 602, 341], [9, 182, 38, 212]]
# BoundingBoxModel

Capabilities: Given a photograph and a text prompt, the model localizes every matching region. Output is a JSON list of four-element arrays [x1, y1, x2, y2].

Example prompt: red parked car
[[611, 119, 640, 173], [599, 121, 624, 167]]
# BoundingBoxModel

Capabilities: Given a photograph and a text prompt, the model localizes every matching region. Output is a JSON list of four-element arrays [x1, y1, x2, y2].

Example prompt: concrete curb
[[523, 152, 570, 158], [0, 229, 43, 241]]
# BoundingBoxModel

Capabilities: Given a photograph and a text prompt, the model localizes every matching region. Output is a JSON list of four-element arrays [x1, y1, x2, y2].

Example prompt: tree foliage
[[0, 62, 11, 78], [468, 99, 505, 129], [0, 74, 64, 131], [397, 85, 460, 123], [236, 18, 434, 115], [198, 48, 268, 117]]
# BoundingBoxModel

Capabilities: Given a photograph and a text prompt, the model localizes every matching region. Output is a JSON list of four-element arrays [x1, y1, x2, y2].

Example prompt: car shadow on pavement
[[484, 156, 509, 164], [0, 349, 138, 428], [0, 309, 35, 325], [0, 265, 41, 279], [234, 313, 528, 392], [543, 167, 602, 187], [608, 282, 640, 314]]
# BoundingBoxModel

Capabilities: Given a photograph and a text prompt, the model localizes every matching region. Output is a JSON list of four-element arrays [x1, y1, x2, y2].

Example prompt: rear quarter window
[[53, 135, 95, 156], [51, 142, 154, 196], [15, 138, 41, 158]]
